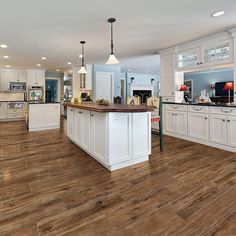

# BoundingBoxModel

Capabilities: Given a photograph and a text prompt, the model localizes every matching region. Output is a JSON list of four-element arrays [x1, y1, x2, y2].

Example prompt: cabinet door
[[108, 113, 131, 164], [202, 40, 232, 66], [85, 64, 93, 90], [36, 71, 45, 86], [18, 71, 27, 82], [27, 71, 37, 87], [90, 112, 107, 164], [164, 111, 175, 133], [188, 113, 209, 140], [0, 71, 10, 90], [9, 71, 18, 82], [74, 110, 82, 145], [175, 111, 188, 136], [29, 105, 45, 128], [227, 116, 236, 147], [176, 48, 200, 70], [160, 54, 174, 77], [210, 114, 227, 145], [0, 102, 8, 119], [160, 76, 175, 97], [81, 110, 91, 152], [132, 112, 151, 158], [45, 104, 60, 127], [67, 108, 74, 140]]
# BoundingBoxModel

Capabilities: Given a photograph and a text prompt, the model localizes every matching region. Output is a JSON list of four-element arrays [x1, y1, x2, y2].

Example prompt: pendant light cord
[[81, 43, 85, 67], [110, 22, 114, 55]]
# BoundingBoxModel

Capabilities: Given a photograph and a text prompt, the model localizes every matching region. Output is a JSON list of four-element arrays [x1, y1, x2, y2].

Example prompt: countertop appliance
[[8, 101, 24, 109], [28, 86, 44, 102], [10, 82, 26, 91]]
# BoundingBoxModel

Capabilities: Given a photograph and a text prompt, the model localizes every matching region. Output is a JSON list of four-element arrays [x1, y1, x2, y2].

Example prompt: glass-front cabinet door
[[202, 39, 232, 66], [176, 48, 200, 70]]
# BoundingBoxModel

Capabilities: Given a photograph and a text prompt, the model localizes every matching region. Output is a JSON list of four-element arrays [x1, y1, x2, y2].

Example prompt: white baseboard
[[29, 125, 60, 132]]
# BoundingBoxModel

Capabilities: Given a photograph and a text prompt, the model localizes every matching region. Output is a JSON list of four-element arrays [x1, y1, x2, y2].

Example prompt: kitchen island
[[64, 102, 154, 171], [27, 102, 60, 132]]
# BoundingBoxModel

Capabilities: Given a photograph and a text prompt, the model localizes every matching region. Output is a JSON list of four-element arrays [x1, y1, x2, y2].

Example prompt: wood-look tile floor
[[0, 120, 236, 236]]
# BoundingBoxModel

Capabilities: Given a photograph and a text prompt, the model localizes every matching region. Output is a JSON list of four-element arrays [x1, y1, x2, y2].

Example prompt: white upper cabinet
[[0, 71, 10, 90], [78, 64, 93, 91], [27, 70, 45, 87], [176, 47, 201, 70], [176, 38, 233, 71], [202, 39, 233, 66]]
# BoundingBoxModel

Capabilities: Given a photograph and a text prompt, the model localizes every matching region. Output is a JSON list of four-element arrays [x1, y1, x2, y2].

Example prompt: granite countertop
[[28, 102, 61, 104], [64, 102, 154, 113], [163, 102, 236, 108]]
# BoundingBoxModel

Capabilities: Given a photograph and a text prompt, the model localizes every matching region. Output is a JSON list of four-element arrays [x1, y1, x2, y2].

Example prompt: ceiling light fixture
[[3, 56, 9, 59], [106, 18, 119, 65], [79, 54, 83, 58], [56, 69, 60, 72], [79, 41, 87, 74], [5, 65, 10, 68], [41, 57, 46, 60], [68, 62, 72, 65], [0, 44, 7, 48], [36, 64, 41, 67], [211, 10, 226, 17]]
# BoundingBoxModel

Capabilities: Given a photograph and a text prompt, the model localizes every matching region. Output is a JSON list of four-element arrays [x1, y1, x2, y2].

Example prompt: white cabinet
[[45, 104, 60, 127], [9, 70, 27, 82], [0, 71, 10, 90], [176, 39, 233, 71], [108, 113, 131, 164], [9, 71, 18, 82], [176, 48, 201, 70], [210, 114, 227, 145], [188, 112, 209, 140], [67, 107, 74, 140], [90, 111, 107, 164], [227, 116, 236, 147], [27, 70, 45, 87], [79, 64, 93, 91], [29, 104, 45, 129], [0, 102, 8, 119], [164, 106, 187, 136]]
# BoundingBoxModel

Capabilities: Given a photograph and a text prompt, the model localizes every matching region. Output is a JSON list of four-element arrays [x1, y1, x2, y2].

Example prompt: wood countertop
[[64, 102, 154, 112]]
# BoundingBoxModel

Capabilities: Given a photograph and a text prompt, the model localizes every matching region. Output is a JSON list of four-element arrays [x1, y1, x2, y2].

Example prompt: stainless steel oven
[[28, 86, 44, 102], [10, 82, 26, 91]]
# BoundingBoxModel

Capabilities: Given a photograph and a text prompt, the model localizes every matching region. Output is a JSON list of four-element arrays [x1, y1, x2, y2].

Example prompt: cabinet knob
[[200, 62, 203, 65], [205, 117, 207, 120], [91, 114, 94, 117], [222, 119, 225, 122], [172, 113, 174, 116], [227, 120, 230, 122], [197, 62, 200, 65]]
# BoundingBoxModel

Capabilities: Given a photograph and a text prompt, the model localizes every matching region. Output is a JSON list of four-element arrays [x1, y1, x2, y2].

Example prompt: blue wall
[[125, 72, 160, 96], [93, 65, 121, 98], [184, 69, 234, 100]]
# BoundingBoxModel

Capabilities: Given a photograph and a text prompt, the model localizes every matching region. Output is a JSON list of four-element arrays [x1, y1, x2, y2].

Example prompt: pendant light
[[79, 41, 87, 74], [106, 18, 119, 65]]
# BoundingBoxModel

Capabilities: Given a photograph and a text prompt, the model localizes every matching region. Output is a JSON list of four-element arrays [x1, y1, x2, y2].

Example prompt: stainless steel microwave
[[10, 82, 26, 91]]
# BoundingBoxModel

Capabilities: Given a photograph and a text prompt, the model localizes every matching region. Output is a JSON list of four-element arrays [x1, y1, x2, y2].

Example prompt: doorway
[[46, 79, 58, 103]]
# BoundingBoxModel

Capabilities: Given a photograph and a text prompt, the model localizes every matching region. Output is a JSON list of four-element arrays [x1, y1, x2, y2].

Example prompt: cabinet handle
[[227, 120, 230, 122], [91, 114, 94, 117], [172, 106, 179, 109], [205, 117, 207, 120], [193, 107, 201, 111], [222, 119, 225, 122], [200, 62, 203, 65], [197, 62, 200, 65], [172, 92, 174, 95], [221, 109, 232, 113], [172, 113, 174, 116], [79, 111, 82, 114]]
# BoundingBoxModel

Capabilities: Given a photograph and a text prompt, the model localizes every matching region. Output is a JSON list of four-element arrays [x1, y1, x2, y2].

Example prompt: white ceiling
[[0, 0, 235, 74]]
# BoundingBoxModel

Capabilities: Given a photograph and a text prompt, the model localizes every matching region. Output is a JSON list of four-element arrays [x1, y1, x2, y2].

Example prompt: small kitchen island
[[64, 102, 154, 171]]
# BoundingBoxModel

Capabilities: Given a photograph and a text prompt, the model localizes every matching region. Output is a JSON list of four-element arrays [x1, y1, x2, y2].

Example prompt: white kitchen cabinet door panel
[[81, 110, 91, 152], [108, 113, 131, 165], [67, 108, 74, 141], [188, 113, 209, 140], [0, 102, 8, 119], [0, 71, 10, 90], [175, 111, 188, 136], [160, 54, 174, 77], [74, 110, 82, 146], [227, 116, 236, 147], [29, 105, 45, 128], [210, 114, 227, 145], [91, 112, 107, 164], [18, 71, 27, 82], [165, 111, 175, 133], [132, 112, 150, 159], [45, 104, 60, 127], [9, 71, 18, 82]]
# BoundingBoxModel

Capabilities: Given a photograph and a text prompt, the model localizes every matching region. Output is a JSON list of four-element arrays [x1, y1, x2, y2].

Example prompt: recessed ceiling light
[[211, 10, 226, 17], [41, 57, 46, 60], [36, 64, 41, 66], [0, 44, 8, 48], [56, 69, 60, 72], [68, 62, 72, 65], [3, 56, 9, 59], [5, 65, 10, 68], [79, 54, 83, 58]]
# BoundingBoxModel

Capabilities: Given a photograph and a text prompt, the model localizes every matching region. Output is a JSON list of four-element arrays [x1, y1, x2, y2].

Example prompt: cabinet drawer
[[8, 109, 23, 114], [164, 104, 187, 111], [188, 105, 209, 113], [8, 113, 24, 119], [210, 107, 236, 116], [162, 97, 175, 103]]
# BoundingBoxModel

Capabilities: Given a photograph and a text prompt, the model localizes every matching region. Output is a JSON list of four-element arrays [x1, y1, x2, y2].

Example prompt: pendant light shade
[[106, 18, 119, 65], [79, 41, 87, 74]]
